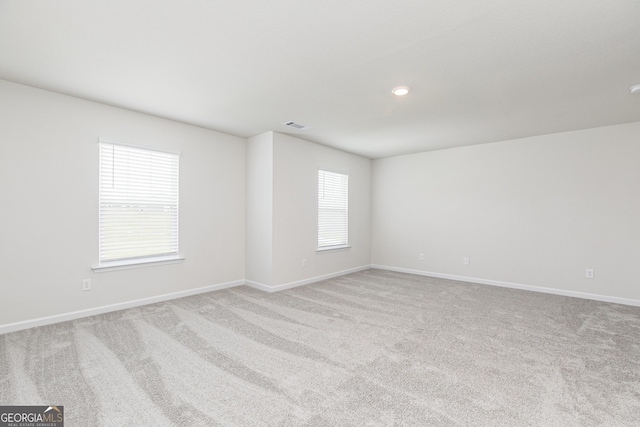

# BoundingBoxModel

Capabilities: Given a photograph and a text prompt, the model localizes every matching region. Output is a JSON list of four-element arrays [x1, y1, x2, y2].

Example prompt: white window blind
[[318, 169, 349, 249], [99, 140, 179, 264]]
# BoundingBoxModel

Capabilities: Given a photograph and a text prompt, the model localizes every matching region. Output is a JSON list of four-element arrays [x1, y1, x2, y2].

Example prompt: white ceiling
[[1, 0, 639, 159]]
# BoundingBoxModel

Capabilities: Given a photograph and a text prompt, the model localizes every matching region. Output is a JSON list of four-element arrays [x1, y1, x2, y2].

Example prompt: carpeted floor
[[1, 269, 639, 426]]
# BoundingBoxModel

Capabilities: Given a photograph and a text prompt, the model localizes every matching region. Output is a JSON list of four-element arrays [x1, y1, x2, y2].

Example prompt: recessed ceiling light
[[631, 84, 640, 94], [391, 86, 411, 96]]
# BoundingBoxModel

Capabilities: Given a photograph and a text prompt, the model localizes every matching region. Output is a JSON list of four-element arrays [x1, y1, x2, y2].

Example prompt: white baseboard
[[371, 264, 640, 307], [9, 263, 633, 335], [0, 280, 244, 335], [245, 265, 371, 293], [1, 265, 372, 335]]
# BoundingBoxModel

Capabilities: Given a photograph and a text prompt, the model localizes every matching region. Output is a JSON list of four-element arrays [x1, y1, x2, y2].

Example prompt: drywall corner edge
[[1, 265, 374, 335], [246, 265, 371, 293]]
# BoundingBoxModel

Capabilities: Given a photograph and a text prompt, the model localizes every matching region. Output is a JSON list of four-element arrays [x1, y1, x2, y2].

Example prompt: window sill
[[92, 256, 185, 273], [316, 245, 351, 253]]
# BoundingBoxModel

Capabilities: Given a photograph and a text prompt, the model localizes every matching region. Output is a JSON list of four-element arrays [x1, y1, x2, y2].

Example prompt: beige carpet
[[1, 269, 639, 426]]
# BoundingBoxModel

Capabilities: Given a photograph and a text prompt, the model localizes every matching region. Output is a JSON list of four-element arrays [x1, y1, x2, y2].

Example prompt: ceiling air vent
[[283, 121, 312, 131]]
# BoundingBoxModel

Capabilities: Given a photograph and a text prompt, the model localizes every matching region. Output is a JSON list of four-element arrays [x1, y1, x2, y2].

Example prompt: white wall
[[372, 122, 640, 302], [272, 132, 371, 286], [245, 132, 274, 285], [0, 80, 246, 327], [6, 74, 635, 330]]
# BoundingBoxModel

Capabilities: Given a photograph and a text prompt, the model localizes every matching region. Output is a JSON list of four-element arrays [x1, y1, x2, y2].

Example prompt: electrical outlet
[[302, 258, 307, 268], [463, 257, 470, 266], [82, 279, 92, 291], [419, 253, 424, 261], [586, 269, 594, 279]]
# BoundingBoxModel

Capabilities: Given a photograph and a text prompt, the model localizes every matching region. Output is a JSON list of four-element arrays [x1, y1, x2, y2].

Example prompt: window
[[98, 139, 180, 266], [318, 169, 349, 250]]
